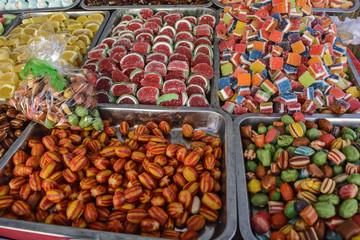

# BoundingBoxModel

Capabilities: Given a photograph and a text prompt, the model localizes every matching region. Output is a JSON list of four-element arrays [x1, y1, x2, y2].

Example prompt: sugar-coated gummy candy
[[348, 173, 360, 187], [318, 194, 340, 205], [339, 198, 358, 218], [281, 169, 299, 182], [75, 105, 89, 117], [311, 151, 327, 166], [277, 135, 294, 147], [251, 193, 269, 207], [314, 202, 336, 218], [342, 145, 360, 163], [68, 114, 80, 126]]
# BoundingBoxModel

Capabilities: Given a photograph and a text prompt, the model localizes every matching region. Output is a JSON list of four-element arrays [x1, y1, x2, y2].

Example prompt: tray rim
[[0, 0, 81, 14]]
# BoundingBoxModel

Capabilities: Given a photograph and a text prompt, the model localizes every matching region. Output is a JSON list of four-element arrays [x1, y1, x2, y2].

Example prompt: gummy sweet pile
[[218, 0, 354, 9], [83, 9, 215, 107], [0, 12, 104, 100], [216, 3, 360, 115], [0, 14, 16, 36], [242, 113, 360, 239], [0, 0, 73, 11], [86, 0, 210, 6]]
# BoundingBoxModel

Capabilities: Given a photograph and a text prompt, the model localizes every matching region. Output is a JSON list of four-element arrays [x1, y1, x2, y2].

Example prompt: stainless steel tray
[[80, 0, 213, 11], [86, 8, 219, 108], [213, 0, 359, 14], [2, 14, 20, 37], [3, 10, 110, 65], [213, 9, 360, 119], [0, 0, 80, 14], [0, 104, 237, 240], [234, 113, 360, 240]]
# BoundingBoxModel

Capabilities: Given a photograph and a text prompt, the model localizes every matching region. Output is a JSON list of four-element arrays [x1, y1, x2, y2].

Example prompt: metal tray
[[212, 10, 360, 119], [0, 104, 237, 240], [0, 0, 80, 14], [86, 8, 219, 108], [213, 0, 359, 14], [2, 14, 20, 37], [3, 10, 110, 65], [234, 113, 360, 240], [80, 0, 213, 11]]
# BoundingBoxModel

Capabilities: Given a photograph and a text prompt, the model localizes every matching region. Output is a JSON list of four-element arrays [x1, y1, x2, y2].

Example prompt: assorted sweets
[[0, 0, 74, 11], [85, 0, 210, 7], [9, 59, 102, 130], [216, 3, 360, 115], [0, 12, 104, 100], [84, 8, 214, 107], [218, 0, 354, 9], [0, 121, 223, 239], [241, 113, 360, 239]]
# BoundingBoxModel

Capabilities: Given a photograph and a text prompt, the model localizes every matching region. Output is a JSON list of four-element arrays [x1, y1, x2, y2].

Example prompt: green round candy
[[79, 115, 93, 129], [333, 165, 343, 176], [342, 146, 360, 163], [264, 143, 276, 155], [311, 151, 327, 166], [318, 194, 340, 205], [342, 128, 356, 141], [348, 173, 360, 187], [272, 190, 281, 201], [256, 149, 271, 167], [339, 199, 358, 219], [68, 114, 79, 126], [314, 202, 336, 219], [267, 125, 275, 131], [281, 115, 294, 125], [44, 119, 55, 129], [355, 127, 360, 134], [342, 134, 354, 141], [90, 109, 100, 118], [287, 146, 296, 157], [273, 148, 284, 162], [275, 176, 283, 188], [306, 128, 319, 141], [284, 200, 296, 219], [258, 126, 267, 135], [75, 105, 88, 117], [251, 193, 269, 207], [246, 144, 256, 151], [277, 135, 294, 147], [92, 117, 104, 131], [281, 169, 299, 182], [297, 121, 306, 133], [246, 161, 257, 172]]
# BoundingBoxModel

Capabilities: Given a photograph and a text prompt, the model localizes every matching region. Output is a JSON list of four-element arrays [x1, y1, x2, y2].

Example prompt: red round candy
[[270, 231, 286, 240], [251, 211, 271, 234], [270, 213, 288, 230], [266, 128, 278, 143], [319, 134, 335, 149], [293, 112, 305, 123]]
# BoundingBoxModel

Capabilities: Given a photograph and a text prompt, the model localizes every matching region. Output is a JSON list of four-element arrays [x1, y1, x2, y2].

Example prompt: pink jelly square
[[235, 44, 247, 53], [269, 30, 284, 43], [348, 98, 360, 112], [309, 44, 325, 57], [270, 57, 284, 70], [329, 87, 346, 100]]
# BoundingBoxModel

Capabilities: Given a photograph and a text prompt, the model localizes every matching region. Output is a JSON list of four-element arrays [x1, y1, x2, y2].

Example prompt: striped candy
[[327, 149, 346, 165], [310, 140, 325, 150], [268, 201, 284, 215], [244, 149, 256, 160], [289, 156, 310, 169], [320, 178, 336, 194], [345, 162, 360, 174], [297, 190, 318, 204], [294, 146, 315, 157], [289, 122, 304, 138]]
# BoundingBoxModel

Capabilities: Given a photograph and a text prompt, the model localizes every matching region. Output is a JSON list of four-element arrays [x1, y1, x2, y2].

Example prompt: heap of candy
[[241, 113, 360, 239], [86, 0, 210, 6], [0, 12, 104, 100], [218, 0, 354, 9], [0, 0, 74, 10], [216, 4, 360, 115], [84, 9, 214, 107]]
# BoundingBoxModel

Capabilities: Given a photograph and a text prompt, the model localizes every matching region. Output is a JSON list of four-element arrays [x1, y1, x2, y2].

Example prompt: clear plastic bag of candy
[[9, 35, 103, 131]]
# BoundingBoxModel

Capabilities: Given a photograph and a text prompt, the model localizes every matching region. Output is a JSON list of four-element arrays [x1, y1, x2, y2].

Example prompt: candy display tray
[[0, 0, 80, 14], [234, 113, 360, 240], [0, 104, 237, 240], [3, 10, 110, 64], [86, 7, 220, 108], [212, 10, 360, 119], [2, 14, 21, 37], [213, 0, 360, 14], [80, 0, 213, 11]]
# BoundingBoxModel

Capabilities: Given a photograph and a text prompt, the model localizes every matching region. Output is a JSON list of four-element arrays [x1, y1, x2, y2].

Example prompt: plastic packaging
[[331, 16, 360, 45], [9, 35, 102, 131]]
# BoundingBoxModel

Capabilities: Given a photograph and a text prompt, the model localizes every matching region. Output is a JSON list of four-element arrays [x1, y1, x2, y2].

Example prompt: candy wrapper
[[9, 35, 103, 131]]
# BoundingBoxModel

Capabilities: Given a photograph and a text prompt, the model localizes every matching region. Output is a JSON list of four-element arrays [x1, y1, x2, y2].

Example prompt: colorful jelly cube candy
[[269, 30, 284, 43], [271, 45, 283, 57], [254, 41, 267, 52], [263, 17, 278, 32], [250, 60, 266, 73], [270, 57, 284, 70], [309, 44, 325, 57], [291, 40, 306, 54], [260, 79, 278, 95], [260, 102, 273, 114], [299, 71, 315, 88], [348, 98, 360, 112], [218, 77, 231, 90], [329, 87, 346, 100], [218, 86, 234, 101], [249, 49, 263, 61], [254, 89, 271, 103], [287, 53, 301, 66], [221, 62, 234, 76], [279, 18, 291, 32], [275, 78, 292, 94], [308, 62, 325, 78], [238, 73, 251, 86], [222, 101, 236, 114]]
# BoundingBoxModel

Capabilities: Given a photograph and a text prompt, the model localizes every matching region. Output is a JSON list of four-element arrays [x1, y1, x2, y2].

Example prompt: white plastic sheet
[[331, 16, 360, 45]]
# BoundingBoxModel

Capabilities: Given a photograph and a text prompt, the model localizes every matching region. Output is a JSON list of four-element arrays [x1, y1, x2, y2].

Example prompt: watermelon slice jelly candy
[[89, 8, 215, 107], [137, 86, 160, 105], [215, 4, 360, 115], [110, 83, 137, 97], [116, 94, 139, 105]]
